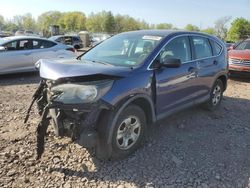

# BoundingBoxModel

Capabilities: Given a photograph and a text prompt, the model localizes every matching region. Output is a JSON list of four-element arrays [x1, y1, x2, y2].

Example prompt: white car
[[0, 36, 77, 75]]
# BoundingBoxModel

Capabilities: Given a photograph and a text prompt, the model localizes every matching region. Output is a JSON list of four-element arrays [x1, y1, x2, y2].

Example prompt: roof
[[120, 29, 218, 39], [3, 36, 43, 40], [0, 36, 51, 45]]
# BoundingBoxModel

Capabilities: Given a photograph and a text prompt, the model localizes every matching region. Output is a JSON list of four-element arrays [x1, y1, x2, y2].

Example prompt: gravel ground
[[0, 72, 250, 188]]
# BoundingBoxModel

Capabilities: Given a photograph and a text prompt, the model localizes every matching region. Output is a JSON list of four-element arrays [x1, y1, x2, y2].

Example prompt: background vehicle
[[0, 36, 76, 75], [89, 33, 111, 47], [228, 38, 250, 73], [30, 30, 228, 160], [49, 35, 83, 49]]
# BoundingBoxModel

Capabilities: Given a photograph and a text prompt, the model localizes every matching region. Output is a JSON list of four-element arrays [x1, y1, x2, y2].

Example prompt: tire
[[203, 79, 224, 111], [95, 105, 147, 160], [74, 45, 80, 49]]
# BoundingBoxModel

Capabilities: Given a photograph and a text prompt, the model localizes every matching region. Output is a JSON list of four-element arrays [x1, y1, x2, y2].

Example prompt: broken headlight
[[51, 80, 113, 104]]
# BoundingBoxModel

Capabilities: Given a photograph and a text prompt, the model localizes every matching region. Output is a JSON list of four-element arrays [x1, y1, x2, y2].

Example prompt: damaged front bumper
[[25, 79, 112, 159]]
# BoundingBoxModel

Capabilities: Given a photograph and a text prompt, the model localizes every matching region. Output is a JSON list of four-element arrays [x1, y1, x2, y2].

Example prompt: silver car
[[0, 36, 77, 75]]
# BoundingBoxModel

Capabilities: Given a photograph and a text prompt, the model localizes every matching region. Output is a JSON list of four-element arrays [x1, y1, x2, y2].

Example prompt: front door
[[153, 36, 199, 116], [0, 39, 33, 74]]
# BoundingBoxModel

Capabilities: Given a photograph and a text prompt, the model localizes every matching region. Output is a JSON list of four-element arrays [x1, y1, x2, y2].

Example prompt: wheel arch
[[107, 94, 156, 144], [216, 74, 228, 91]]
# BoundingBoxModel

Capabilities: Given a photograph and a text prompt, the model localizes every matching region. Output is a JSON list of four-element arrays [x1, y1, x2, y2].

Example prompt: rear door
[[154, 36, 200, 116], [31, 39, 58, 63], [191, 36, 217, 99], [0, 39, 33, 73]]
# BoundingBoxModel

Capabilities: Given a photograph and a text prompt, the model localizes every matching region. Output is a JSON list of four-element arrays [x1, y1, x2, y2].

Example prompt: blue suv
[[26, 30, 228, 160]]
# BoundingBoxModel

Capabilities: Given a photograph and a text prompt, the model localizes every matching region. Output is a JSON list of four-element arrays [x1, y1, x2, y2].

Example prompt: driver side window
[[159, 36, 191, 63]]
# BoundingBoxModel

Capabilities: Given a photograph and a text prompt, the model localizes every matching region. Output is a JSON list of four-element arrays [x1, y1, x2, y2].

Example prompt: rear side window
[[32, 39, 56, 49], [55, 37, 65, 43], [210, 40, 222, 55], [73, 37, 80, 42], [192, 37, 212, 59]]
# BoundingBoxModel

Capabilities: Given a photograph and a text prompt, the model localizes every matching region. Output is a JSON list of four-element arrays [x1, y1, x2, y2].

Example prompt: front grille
[[229, 58, 250, 66]]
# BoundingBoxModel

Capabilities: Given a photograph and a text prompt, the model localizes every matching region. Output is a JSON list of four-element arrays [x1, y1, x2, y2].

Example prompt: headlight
[[51, 80, 113, 104]]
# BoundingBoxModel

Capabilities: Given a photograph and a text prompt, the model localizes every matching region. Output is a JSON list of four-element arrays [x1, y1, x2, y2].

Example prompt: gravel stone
[[0, 73, 250, 187]]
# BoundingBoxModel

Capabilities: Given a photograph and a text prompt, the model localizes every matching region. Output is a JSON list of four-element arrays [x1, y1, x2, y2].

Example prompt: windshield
[[82, 33, 163, 67], [235, 41, 250, 50]]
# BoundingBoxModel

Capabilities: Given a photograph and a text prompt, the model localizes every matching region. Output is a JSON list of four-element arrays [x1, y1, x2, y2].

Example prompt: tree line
[[0, 11, 250, 41]]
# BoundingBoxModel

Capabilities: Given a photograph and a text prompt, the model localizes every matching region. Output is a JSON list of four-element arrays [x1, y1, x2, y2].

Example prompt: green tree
[[59, 11, 86, 32], [86, 11, 115, 33], [22, 13, 36, 31], [114, 15, 140, 33], [214, 16, 231, 39], [4, 21, 18, 32], [201, 27, 216, 35], [138, 20, 150, 30], [0, 15, 4, 30], [37, 11, 62, 31], [227, 18, 250, 41], [155, 23, 173, 29], [102, 11, 115, 33], [13, 15, 24, 29], [86, 12, 102, 32], [185, 24, 200, 31]]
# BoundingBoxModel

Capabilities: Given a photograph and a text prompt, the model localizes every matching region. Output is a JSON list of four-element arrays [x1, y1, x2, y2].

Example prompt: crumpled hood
[[229, 50, 250, 60], [37, 58, 131, 80]]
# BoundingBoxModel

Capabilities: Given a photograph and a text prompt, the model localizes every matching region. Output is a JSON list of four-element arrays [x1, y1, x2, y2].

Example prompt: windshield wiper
[[76, 48, 92, 60], [85, 59, 113, 66]]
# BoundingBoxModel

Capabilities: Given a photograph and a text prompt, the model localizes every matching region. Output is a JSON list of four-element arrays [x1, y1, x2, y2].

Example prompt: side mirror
[[161, 58, 181, 68], [0, 46, 6, 51]]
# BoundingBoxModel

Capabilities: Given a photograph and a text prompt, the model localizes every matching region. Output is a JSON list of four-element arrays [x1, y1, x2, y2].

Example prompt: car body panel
[[38, 58, 131, 80], [0, 49, 33, 73]]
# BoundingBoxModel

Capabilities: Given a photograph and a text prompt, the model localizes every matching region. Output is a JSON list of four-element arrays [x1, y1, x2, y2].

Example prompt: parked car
[[0, 36, 76, 75], [228, 38, 250, 73], [49, 35, 83, 49], [90, 33, 111, 47], [26, 30, 228, 160], [15, 30, 39, 37], [0, 31, 11, 38]]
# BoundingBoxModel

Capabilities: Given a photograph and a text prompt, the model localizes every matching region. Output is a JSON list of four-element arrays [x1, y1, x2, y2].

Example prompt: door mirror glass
[[162, 58, 181, 68]]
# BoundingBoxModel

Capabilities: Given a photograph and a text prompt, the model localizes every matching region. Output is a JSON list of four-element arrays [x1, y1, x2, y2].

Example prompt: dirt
[[0, 72, 250, 188]]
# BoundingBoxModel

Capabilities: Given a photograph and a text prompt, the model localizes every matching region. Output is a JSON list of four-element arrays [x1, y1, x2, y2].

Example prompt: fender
[[214, 71, 228, 91]]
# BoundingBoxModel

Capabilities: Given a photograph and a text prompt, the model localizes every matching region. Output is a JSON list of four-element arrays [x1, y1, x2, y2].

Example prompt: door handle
[[213, 60, 218, 65], [24, 53, 31, 56]]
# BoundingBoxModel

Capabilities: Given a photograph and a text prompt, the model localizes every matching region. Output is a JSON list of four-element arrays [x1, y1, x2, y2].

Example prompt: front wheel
[[203, 79, 224, 111], [96, 105, 147, 160]]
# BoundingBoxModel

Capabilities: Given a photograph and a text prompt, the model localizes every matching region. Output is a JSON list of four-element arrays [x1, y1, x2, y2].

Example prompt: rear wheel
[[203, 79, 224, 111], [95, 105, 146, 160]]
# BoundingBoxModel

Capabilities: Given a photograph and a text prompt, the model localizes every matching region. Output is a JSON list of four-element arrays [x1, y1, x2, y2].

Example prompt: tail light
[[66, 47, 76, 53]]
